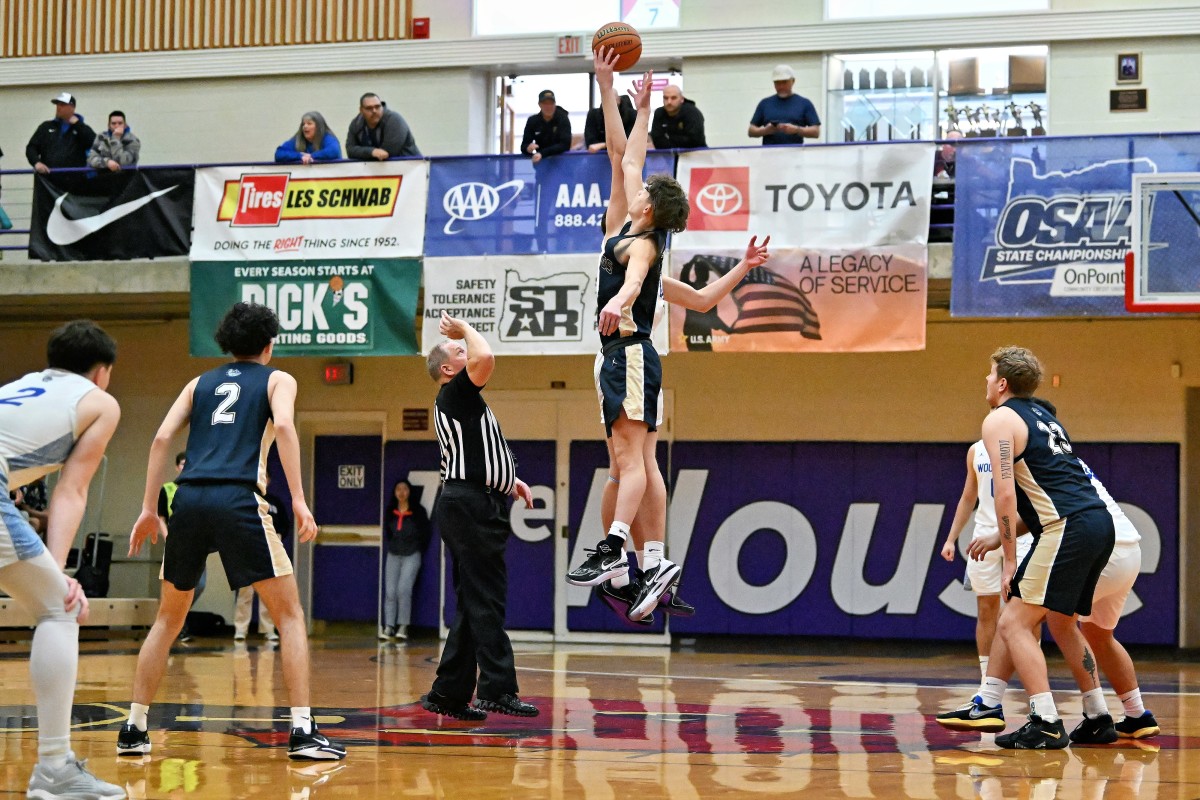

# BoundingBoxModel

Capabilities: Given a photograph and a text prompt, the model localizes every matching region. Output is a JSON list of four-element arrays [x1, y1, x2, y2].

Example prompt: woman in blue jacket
[[275, 111, 341, 164]]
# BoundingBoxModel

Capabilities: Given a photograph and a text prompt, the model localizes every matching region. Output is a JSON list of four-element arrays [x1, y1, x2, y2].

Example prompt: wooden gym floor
[[0, 631, 1195, 799]]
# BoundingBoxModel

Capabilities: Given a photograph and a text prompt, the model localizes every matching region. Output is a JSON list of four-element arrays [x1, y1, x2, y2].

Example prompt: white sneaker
[[233, 631, 247, 642], [396, 625, 408, 640], [28, 758, 126, 799]]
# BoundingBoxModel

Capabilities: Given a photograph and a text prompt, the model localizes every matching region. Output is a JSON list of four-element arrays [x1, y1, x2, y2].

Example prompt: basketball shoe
[[116, 722, 151, 755], [597, 578, 655, 627], [935, 696, 1006, 732], [994, 714, 1069, 749], [566, 541, 628, 586], [420, 691, 487, 722], [287, 721, 347, 760], [1115, 710, 1160, 738], [629, 560, 681, 621], [658, 588, 696, 617], [1069, 713, 1118, 745], [27, 758, 125, 800], [473, 694, 539, 717]]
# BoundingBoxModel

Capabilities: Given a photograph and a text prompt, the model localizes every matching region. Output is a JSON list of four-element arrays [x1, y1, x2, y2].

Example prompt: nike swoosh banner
[[671, 144, 932, 352], [189, 258, 422, 356], [30, 169, 194, 261]]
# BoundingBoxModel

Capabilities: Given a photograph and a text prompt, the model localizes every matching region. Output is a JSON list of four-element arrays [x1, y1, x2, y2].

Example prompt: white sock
[[1119, 688, 1145, 718], [606, 521, 630, 544], [1082, 687, 1109, 717], [291, 707, 313, 733], [978, 655, 989, 679], [129, 702, 150, 731], [979, 677, 1007, 708], [642, 541, 665, 572], [31, 617, 79, 767], [1029, 692, 1058, 722]]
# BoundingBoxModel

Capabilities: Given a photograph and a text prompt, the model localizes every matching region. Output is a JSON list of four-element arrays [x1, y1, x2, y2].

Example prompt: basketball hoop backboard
[[1127, 172, 1200, 313]]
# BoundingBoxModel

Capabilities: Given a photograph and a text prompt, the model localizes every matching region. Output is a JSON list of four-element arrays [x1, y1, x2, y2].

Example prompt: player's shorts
[[0, 474, 46, 569], [1079, 542, 1141, 629], [1011, 506, 1115, 617], [594, 337, 662, 437], [162, 482, 292, 591], [966, 531, 1033, 595]]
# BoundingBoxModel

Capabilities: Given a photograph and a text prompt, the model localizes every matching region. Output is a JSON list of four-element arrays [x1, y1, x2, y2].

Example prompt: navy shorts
[[162, 483, 292, 591], [594, 338, 662, 437], [1011, 506, 1115, 617]]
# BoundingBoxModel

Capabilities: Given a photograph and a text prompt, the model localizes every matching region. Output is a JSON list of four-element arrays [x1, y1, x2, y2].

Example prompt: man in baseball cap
[[749, 64, 821, 146], [520, 89, 571, 164], [27, 91, 95, 185]]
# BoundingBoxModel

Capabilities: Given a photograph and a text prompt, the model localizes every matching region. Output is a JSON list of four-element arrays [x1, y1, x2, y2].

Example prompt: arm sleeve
[[275, 140, 302, 163], [344, 119, 372, 160], [87, 135, 109, 169], [313, 133, 342, 161], [118, 134, 141, 166], [803, 99, 821, 126], [381, 112, 421, 157], [76, 122, 97, 155], [750, 100, 768, 127], [26, 129, 43, 166]]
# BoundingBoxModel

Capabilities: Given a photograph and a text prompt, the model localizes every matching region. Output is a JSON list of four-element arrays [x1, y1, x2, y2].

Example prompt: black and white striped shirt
[[434, 369, 516, 494]]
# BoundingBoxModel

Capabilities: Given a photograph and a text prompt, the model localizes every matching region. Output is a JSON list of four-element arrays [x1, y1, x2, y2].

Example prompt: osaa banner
[[190, 259, 421, 356]]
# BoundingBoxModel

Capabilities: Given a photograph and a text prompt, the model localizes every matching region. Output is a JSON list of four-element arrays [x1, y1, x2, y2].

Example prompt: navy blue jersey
[[177, 362, 276, 492], [1004, 397, 1104, 534], [597, 221, 665, 347]]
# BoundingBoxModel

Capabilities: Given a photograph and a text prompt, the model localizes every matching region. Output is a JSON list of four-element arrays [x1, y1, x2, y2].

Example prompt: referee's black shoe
[[473, 694, 539, 717], [566, 541, 628, 586], [421, 692, 487, 722]]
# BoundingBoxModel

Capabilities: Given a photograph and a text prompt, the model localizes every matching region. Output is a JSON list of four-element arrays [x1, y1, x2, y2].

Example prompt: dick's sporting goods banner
[[422, 254, 668, 355], [672, 145, 932, 352], [189, 258, 421, 356], [424, 151, 676, 257], [29, 169, 193, 261], [191, 161, 428, 260], [951, 133, 1200, 317]]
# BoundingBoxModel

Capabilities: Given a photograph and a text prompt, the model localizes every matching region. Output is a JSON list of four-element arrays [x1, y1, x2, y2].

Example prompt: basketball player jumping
[[119, 302, 345, 761], [566, 47, 770, 623]]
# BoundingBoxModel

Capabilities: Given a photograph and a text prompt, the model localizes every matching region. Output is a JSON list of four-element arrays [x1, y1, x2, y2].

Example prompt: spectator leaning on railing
[[27, 92, 96, 187], [275, 111, 342, 164], [88, 110, 141, 172], [346, 93, 421, 161]]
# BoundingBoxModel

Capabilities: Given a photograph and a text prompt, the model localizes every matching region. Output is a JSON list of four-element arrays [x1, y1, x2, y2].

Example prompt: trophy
[[965, 106, 983, 137], [944, 102, 963, 135], [978, 104, 997, 137], [1006, 101, 1026, 136], [1027, 102, 1046, 136]]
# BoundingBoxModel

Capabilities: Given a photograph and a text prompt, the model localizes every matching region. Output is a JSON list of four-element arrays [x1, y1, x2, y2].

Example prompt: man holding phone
[[748, 65, 821, 146]]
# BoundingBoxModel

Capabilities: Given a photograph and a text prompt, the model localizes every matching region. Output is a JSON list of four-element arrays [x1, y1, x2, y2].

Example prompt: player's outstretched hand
[[593, 46, 619, 87], [966, 531, 1001, 561], [128, 508, 160, 557], [294, 500, 318, 543], [439, 311, 469, 340], [511, 478, 534, 509], [743, 235, 770, 269], [63, 576, 90, 623], [630, 70, 654, 111]]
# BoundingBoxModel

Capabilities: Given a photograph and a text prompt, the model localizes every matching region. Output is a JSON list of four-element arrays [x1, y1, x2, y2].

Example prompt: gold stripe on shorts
[[256, 495, 294, 578], [622, 343, 646, 422], [1019, 518, 1065, 607]]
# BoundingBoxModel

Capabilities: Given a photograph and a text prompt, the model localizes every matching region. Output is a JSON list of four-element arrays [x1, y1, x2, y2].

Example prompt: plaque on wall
[[1110, 89, 1148, 112]]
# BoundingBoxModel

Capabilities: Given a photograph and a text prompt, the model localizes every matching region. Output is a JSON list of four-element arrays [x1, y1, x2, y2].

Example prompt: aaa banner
[[189, 258, 422, 357], [191, 161, 428, 261]]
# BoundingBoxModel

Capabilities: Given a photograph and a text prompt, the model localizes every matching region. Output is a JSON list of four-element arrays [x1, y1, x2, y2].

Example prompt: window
[[827, 0, 1046, 20], [475, 0, 680, 37]]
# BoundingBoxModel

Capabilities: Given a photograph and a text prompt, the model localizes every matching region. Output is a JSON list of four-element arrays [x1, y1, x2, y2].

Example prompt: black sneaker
[[629, 560, 681, 621], [659, 588, 696, 617], [935, 695, 1006, 732], [566, 541, 628, 586], [421, 692, 487, 722], [1069, 713, 1118, 745], [288, 721, 347, 760], [473, 694, 539, 717], [597, 579, 655, 627], [994, 714, 1069, 749], [1115, 710, 1160, 739], [177, 625, 193, 643], [116, 721, 151, 756]]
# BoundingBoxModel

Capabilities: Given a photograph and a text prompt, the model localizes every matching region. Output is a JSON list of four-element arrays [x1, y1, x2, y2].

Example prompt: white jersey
[[0, 368, 96, 488], [970, 440, 997, 538], [1078, 458, 1141, 548]]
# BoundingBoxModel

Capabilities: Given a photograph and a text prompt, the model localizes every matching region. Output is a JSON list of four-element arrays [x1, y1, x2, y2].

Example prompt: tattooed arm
[[982, 408, 1025, 600]]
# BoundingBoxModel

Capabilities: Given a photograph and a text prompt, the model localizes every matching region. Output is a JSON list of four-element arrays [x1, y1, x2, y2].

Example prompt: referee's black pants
[[430, 482, 519, 703]]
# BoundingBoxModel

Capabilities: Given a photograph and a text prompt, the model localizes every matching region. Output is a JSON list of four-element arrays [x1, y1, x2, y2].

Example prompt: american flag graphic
[[679, 255, 821, 340]]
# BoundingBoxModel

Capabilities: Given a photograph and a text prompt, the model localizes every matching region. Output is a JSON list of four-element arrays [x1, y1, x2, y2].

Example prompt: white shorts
[[967, 533, 1033, 595], [1079, 543, 1141, 629]]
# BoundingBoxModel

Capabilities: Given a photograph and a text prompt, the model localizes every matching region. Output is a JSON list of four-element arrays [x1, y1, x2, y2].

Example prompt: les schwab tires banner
[[191, 161, 428, 260]]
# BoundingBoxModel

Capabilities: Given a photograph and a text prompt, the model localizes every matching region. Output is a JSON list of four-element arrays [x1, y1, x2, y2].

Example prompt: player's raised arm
[[595, 47, 629, 236], [663, 235, 770, 311], [621, 70, 654, 209], [129, 379, 196, 556]]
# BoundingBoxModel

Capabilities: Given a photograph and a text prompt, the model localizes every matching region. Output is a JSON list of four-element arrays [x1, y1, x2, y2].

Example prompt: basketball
[[592, 22, 641, 72]]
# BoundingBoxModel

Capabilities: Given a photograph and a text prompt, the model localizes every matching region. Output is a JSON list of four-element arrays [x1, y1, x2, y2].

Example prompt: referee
[[420, 312, 537, 721]]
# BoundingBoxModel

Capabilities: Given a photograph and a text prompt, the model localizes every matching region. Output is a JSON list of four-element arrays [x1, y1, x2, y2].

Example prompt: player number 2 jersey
[[177, 362, 276, 493]]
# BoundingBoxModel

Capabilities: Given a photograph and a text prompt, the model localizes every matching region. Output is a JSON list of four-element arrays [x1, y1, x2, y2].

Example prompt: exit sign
[[556, 35, 583, 57]]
